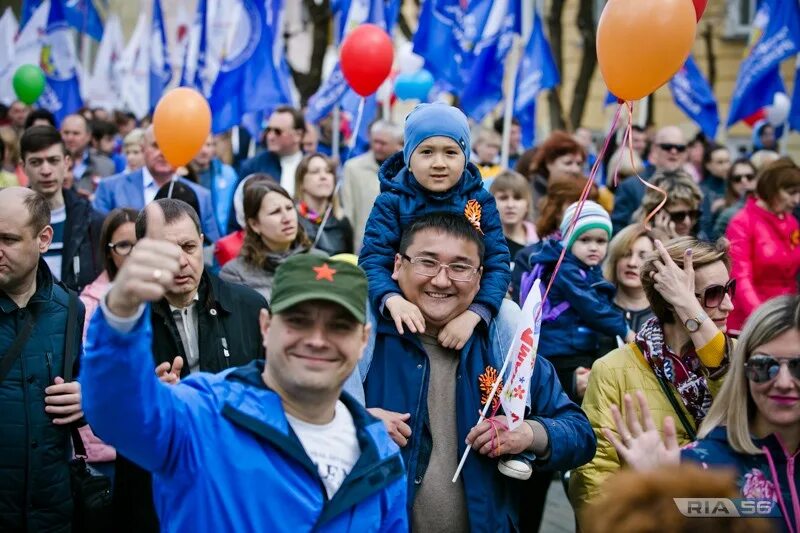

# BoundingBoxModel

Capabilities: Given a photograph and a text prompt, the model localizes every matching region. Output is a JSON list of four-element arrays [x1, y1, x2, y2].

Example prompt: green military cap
[[270, 254, 368, 323]]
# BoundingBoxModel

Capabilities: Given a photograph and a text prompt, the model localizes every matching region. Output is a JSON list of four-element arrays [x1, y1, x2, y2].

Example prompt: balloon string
[[622, 102, 668, 228]]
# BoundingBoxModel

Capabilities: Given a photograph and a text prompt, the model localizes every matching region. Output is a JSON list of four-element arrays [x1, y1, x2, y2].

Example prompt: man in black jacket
[[21, 126, 104, 292], [112, 198, 268, 532]]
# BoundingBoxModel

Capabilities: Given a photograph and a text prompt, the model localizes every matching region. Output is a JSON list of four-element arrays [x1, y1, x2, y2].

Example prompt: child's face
[[409, 136, 465, 193], [475, 139, 500, 164], [493, 189, 528, 226], [570, 228, 609, 267]]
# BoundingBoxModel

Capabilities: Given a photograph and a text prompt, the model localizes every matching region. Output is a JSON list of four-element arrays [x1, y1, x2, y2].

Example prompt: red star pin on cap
[[312, 263, 337, 282]]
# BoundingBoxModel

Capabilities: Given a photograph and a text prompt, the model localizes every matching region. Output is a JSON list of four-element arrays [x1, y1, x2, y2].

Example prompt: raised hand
[[602, 391, 681, 471], [649, 239, 695, 309], [106, 203, 182, 317]]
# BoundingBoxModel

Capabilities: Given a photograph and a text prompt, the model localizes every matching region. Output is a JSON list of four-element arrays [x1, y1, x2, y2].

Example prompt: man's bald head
[[652, 125, 688, 172], [0, 187, 50, 236]]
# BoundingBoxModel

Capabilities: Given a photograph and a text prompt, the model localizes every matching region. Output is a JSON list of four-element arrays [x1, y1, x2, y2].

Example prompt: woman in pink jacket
[[726, 158, 800, 334]]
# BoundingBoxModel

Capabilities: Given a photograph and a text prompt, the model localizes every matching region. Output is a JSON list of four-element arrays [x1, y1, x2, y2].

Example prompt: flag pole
[[500, 34, 522, 170], [332, 106, 341, 160]]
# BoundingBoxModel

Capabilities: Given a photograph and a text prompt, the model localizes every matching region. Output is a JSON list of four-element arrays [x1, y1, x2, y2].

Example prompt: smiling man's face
[[392, 228, 482, 329]]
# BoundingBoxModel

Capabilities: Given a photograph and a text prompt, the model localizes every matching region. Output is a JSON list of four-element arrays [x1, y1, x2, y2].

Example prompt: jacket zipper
[[45, 351, 53, 383]]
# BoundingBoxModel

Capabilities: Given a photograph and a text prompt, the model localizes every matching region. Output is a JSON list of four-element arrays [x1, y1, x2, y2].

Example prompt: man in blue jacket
[[80, 205, 407, 532], [360, 212, 596, 532]]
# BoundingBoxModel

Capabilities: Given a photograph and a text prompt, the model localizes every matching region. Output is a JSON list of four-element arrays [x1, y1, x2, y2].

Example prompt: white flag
[[0, 2, 48, 105], [0, 8, 19, 105], [499, 279, 543, 430], [86, 15, 125, 110], [118, 11, 149, 118]]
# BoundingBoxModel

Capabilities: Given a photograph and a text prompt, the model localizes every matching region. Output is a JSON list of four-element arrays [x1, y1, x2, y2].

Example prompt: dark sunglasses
[[265, 127, 284, 136], [658, 143, 687, 153], [668, 209, 701, 223], [730, 173, 755, 184], [695, 279, 736, 308], [745, 354, 800, 383]]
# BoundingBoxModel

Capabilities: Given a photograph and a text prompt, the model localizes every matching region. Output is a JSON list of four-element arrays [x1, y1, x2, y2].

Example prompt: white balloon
[[397, 41, 424, 74], [766, 92, 791, 126]]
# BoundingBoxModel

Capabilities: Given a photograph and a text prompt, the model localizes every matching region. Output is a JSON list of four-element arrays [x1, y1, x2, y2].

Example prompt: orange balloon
[[152, 88, 212, 167], [597, 0, 696, 102]]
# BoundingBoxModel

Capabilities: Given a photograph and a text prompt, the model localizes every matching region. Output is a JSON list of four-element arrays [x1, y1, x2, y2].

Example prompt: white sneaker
[[497, 456, 533, 480]]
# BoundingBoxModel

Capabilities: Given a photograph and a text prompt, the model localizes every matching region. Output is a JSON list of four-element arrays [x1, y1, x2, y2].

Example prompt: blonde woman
[[489, 169, 539, 260], [634, 170, 703, 238], [122, 128, 146, 172], [604, 294, 800, 533], [569, 237, 735, 516], [293, 152, 353, 255]]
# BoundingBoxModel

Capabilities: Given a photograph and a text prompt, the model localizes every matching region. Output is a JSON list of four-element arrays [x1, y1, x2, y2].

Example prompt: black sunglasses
[[265, 127, 284, 136], [745, 354, 800, 383], [668, 209, 701, 223], [695, 279, 736, 308], [730, 173, 755, 184], [658, 143, 687, 153]]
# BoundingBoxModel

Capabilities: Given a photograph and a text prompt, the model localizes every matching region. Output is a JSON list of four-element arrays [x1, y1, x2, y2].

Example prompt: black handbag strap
[[0, 306, 37, 384], [61, 291, 88, 458], [655, 373, 698, 441]]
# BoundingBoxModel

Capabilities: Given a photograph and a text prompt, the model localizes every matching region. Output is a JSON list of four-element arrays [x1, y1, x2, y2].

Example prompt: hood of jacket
[[377, 151, 485, 201]]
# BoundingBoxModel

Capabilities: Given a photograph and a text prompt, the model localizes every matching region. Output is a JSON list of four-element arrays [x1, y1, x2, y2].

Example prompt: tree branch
[[547, 0, 567, 131], [291, 0, 331, 105], [569, 0, 597, 130]]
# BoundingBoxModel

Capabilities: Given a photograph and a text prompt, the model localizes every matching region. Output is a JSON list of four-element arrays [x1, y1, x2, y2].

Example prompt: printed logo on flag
[[219, 1, 261, 72]]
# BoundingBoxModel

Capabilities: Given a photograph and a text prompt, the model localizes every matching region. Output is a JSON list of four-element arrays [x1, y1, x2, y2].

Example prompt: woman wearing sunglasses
[[709, 158, 758, 241], [569, 236, 735, 519], [602, 294, 800, 533], [726, 158, 800, 336], [635, 170, 703, 239]]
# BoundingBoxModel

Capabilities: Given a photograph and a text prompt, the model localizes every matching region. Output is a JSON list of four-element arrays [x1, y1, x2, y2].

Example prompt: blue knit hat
[[560, 201, 612, 249], [403, 103, 471, 165]]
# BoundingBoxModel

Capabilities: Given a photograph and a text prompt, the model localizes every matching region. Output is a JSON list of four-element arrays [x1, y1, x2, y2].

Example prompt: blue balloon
[[394, 69, 435, 101]]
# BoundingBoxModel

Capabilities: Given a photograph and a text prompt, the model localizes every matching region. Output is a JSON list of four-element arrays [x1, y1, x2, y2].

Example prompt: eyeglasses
[[401, 254, 481, 282], [108, 240, 134, 256], [658, 143, 687, 153], [668, 209, 701, 223], [745, 355, 800, 383], [265, 127, 284, 136], [730, 173, 755, 184], [695, 279, 736, 308]]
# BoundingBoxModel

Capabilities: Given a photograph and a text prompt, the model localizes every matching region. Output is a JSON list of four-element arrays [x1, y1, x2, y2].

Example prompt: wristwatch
[[684, 311, 709, 332]]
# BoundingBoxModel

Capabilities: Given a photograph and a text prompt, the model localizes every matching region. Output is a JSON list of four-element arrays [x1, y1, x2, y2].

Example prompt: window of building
[[723, 0, 757, 40]]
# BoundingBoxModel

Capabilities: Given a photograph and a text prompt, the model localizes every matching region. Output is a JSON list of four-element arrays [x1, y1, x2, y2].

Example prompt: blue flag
[[179, 0, 208, 93], [149, 0, 172, 112], [208, 0, 293, 133], [604, 90, 619, 107], [39, 0, 83, 124], [22, 0, 103, 40], [513, 10, 559, 147], [727, 0, 800, 127], [790, 56, 800, 132], [668, 55, 719, 138], [459, 0, 521, 120]]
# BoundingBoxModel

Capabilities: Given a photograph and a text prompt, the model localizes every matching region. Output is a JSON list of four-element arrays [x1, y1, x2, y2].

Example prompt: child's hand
[[386, 295, 426, 335], [574, 367, 591, 400], [438, 310, 481, 350]]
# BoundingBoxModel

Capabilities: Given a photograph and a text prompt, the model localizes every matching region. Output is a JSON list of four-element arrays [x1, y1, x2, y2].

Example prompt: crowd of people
[[1, 97, 800, 533]]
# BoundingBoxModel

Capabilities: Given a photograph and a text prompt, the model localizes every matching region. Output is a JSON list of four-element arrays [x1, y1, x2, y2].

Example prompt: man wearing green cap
[[78, 202, 407, 531]]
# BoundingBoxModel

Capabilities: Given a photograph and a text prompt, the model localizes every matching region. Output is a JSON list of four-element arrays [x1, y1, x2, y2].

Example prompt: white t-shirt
[[43, 206, 66, 280], [285, 400, 360, 498], [279, 151, 303, 197]]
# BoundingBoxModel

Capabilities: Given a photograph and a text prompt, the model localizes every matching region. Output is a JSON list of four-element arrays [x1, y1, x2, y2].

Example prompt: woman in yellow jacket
[[568, 236, 736, 518]]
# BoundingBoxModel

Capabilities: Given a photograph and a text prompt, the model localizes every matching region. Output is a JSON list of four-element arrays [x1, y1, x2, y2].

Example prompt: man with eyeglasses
[[611, 125, 688, 234], [357, 212, 595, 532], [238, 106, 305, 197], [20, 125, 104, 292]]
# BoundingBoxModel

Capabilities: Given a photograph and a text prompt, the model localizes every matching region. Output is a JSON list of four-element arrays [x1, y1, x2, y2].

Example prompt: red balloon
[[340, 24, 394, 97], [692, 0, 707, 21]]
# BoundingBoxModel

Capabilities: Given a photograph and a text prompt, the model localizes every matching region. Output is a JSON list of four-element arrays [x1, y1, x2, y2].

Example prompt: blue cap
[[403, 103, 471, 165]]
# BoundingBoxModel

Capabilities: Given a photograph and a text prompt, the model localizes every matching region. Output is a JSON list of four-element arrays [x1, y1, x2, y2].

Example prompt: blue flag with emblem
[[22, 0, 103, 41], [208, 0, 293, 133], [513, 10, 559, 147], [668, 55, 719, 138], [727, 0, 800, 127], [149, 0, 171, 112], [179, 0, 208, 94], [39, 0, 83, 124]]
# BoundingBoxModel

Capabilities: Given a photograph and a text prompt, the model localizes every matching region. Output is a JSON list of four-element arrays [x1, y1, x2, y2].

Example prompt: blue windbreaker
[[80, 308, 407, 532]]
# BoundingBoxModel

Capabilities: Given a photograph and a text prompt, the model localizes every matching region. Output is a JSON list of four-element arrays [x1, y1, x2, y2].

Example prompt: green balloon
[[12, 64, 46, 105]]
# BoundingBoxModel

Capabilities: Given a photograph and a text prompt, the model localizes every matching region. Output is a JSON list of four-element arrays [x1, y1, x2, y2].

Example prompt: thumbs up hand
[[106, 203, 182, 318]]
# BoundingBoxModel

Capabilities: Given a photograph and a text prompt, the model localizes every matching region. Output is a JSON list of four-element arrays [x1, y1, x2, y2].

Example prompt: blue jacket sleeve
[[527, 355, 597, 471], [358, 192, 404, 311], [80, 307, 206, 475], [473, 191, 511, 316], [92, 180, 112, 215], [553, 265, 629, 337], [197, 189, 221, 242]]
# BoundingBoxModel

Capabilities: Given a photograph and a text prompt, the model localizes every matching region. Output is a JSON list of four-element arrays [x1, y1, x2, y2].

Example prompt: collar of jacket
[[222, 360, 405, 527], [0, 257, 56, 313], [152, 270, 233, 320]]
